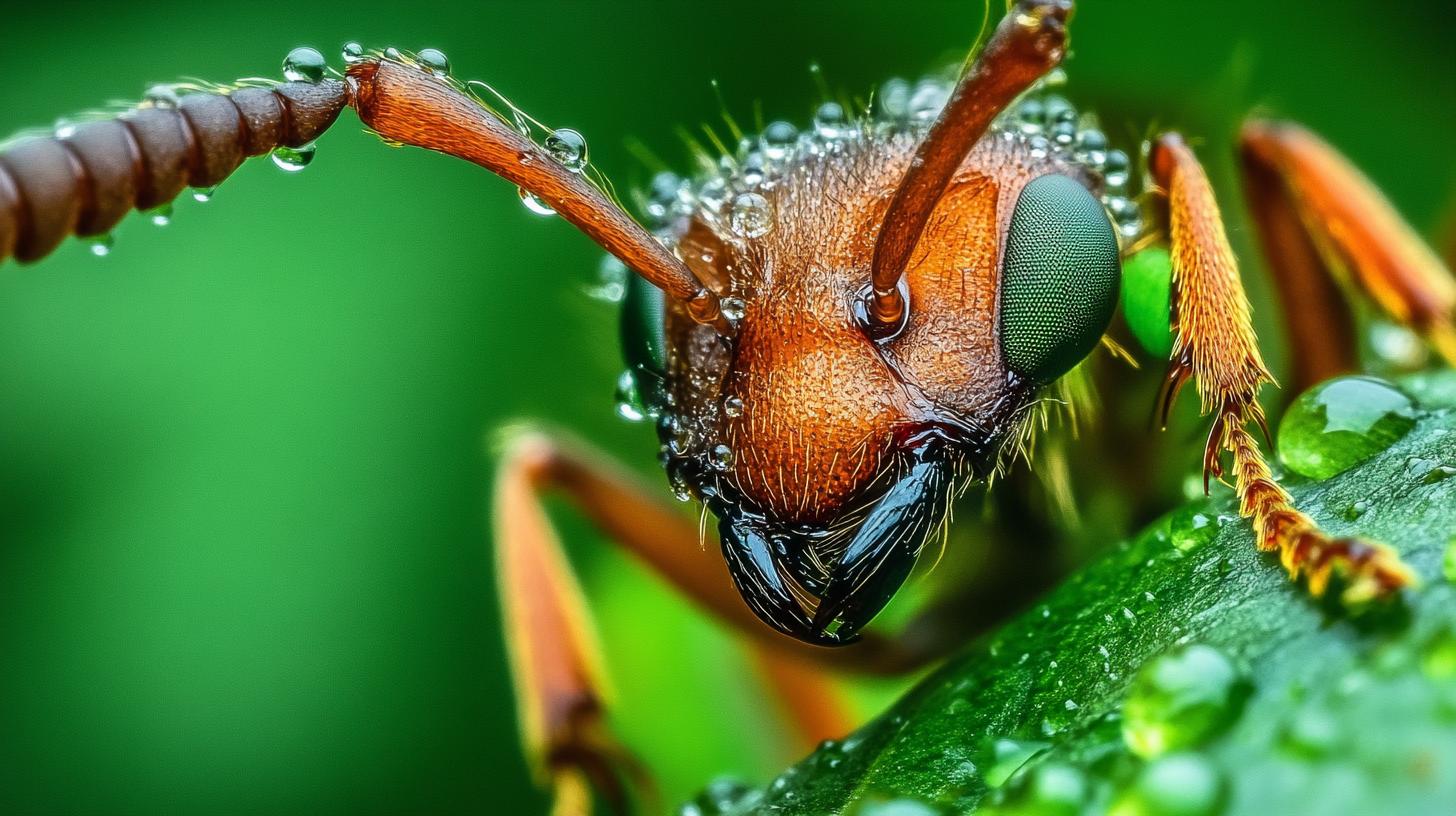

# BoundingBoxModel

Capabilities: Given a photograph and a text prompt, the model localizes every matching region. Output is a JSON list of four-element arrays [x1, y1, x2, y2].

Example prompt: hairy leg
[[1148, 133, 1416, 605]]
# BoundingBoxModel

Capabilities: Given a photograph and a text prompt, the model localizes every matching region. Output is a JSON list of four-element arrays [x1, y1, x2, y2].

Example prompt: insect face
[[633, 93, 1124, 644]]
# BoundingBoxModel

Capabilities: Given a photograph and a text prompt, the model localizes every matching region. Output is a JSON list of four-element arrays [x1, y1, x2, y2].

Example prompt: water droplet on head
[[271, 142, 316, 172], [729, 192, 773, 239], [722, 395, 744, 418], [88, 234, 114, 257], [1102, 149, 1131, 189], [416, 48, 451, 76], [909, 79, 949, 121], [813, 101, 850, 140], [282, 46, 327, 83], [1122, 644, 1247, 758], [341, 42, 365, 64], [1027, 135, 1051, 159], [1015, 98, 1046, 133], [1043, 95, 1076, 124], [147, 203, 173, 227], [384, 47, 403, 62], [518, 188, 556, 216], [1049, 120, 1077, 147], [544, 128, 588, 172], [760, 121, 798, 162], [878, 78, 912, 120], [1277, 375, 1418, 480], [192, 186, 216, 203]]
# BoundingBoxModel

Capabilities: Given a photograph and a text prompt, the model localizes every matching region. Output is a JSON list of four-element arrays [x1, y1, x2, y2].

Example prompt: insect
[[2, 1, 1453, 813]]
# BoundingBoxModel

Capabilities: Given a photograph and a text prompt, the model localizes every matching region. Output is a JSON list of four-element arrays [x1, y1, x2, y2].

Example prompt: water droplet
[[719, 297, 747, 322], [88, 234, 114, 257], [54, 122, 78, 139], [1049, 120, 1076, 147], [416, 48, 450, 76], [271, 142, 316, 172], [709, 444, 734, 471], [1169, 507, 1218, 553], [1341, 499, 1371, 521], [1113, 753, 1225, 816], [760, 121, 798, 162], [518, 188, 556, 216], [192, 186, 215, 203], [1076, 128, 1108, 165], [729, 192, 772, 238], [143, 84, 180, 109], [1028, 135, 1051, 159], [983, 738, 1050, 788], [282, 46, 327, 83], [909, 80, 948, 121], [1276, 375, 1418, 480], [1279, 704, 1341, 759], [1122, 644, 1246, 758], [684, 776, 760, 816], [146, 203, 173, 227], [878, 78, 912, 120], [614, 370, 645, 422], [1043, 95, 1076, 124], [848, 798, 941, 816], [1103, 149, 1131, 189], [341, 42, 366, 64], [589, 255, 627, 303], [384, 46, 403, 62], [813, 101, 849, 140], [1367, 319, 1429, 370], [1015, 98, 1046, 132], [544, 128, 588, 172], [723, 395, 744, 418]]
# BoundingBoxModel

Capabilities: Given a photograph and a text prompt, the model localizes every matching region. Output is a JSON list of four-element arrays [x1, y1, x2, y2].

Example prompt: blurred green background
[[0, 1, 1451, 814]]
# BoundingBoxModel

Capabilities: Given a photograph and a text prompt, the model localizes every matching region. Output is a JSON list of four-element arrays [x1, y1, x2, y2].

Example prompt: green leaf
[[716, 371, 1456, 816]]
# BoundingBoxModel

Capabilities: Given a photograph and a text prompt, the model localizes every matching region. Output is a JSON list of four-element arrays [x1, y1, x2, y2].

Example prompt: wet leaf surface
[[713, 371, 1456, 815]]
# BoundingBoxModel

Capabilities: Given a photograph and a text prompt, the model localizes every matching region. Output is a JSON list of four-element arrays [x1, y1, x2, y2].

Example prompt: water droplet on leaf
[[729, 192, 772, 238], [1122, 644, 1246, 758], [1277, 376, 1417, 480]]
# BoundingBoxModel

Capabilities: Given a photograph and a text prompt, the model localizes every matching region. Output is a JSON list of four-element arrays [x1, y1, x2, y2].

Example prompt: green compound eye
[[998, 173, 1122, 385]]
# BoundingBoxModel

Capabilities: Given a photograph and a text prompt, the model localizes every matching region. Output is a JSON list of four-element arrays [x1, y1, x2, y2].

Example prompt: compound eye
[[998, 173, 1121, 385]]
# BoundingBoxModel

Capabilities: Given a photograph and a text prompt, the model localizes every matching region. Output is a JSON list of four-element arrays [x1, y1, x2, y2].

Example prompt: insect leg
[[1149, 133, 1416, 605], [493, 427, 860, 812], [1239, 120, 1456, 390], [0, 80, 347, 266]]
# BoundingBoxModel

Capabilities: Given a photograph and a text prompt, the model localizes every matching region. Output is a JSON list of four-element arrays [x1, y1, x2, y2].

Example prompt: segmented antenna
[[0, 79, 347, 265]]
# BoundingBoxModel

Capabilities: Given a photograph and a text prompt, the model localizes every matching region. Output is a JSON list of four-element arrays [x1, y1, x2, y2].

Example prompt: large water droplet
[[729, 192, 772, 238], [1277, 375, 1417, 480], [878, 78, 912, 120], [709, 444, 734, 471], [192, 186, 216, 203], [341, 42, 366, 64], [847, 798, 941, 816], [1122, 644, 1246, 758], [1103, 149, 1131, 188], [283, 47, 327, 83], [722, 395, 744, 418], [88, 234, 114, 257], [544, 127, 588, 172], [518, 188, 556, 216], [147, 203, 173, 227], [271, 143, 317, 172], [1111, 753, 1224, 816], [416, 48, 451, 76]]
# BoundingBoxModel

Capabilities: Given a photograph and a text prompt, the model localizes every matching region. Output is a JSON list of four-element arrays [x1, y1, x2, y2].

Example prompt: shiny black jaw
[[714, 453, 957, 646]]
